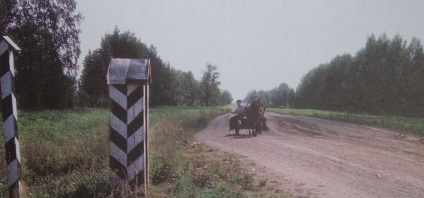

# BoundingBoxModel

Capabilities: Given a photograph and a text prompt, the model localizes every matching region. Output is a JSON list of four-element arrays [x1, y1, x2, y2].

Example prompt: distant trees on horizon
[[296, 34, 424, 117], [250, 34, 424, 117], [79, 27, 232, 107], [243, 83, 295, 108], [2, 0, 424, 116]]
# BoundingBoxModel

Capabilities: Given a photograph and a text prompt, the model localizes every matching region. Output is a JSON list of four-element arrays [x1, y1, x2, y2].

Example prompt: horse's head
[[245, 100, 260, 119], [250, 100, 260, 112]]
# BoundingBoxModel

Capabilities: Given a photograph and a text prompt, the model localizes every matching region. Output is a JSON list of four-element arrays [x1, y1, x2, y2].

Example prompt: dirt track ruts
[[195, 112, 424, 198]]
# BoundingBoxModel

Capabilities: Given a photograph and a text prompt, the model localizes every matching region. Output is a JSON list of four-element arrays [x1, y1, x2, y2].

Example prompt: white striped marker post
[[0, 36, 22, 198], [107, 58, 151, 196]]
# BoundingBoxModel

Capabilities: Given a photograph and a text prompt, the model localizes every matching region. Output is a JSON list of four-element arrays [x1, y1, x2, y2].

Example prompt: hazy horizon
[[76, 0, 424, 100]]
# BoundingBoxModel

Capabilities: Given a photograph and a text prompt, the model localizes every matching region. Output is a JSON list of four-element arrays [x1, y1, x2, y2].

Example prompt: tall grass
[[270, 108, 424, 136], [0, 107, 236, 197], [0, 109, 111, 197], [147, 106, 266, 197]]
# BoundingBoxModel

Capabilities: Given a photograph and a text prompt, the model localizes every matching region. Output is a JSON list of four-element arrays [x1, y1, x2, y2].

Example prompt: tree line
[[243, 83, 295, 108], [245, 34, 424, 118], [296, 34, 424, 117], [1, 0, 232, 110], [79, 27, 232, 107], [4, 1, 424, 116]]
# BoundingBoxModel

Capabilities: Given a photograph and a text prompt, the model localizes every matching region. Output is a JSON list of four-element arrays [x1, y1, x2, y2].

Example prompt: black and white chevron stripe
[[0, 39, 22, 198], [109, 83, 146, 187]]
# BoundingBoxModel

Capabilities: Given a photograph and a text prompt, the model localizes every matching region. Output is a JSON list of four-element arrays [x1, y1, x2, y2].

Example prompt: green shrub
[[202, 182, 245, 198], [232, 171, 253, 190], [176, 174, 200, 198], [150, 156, 172, 184]]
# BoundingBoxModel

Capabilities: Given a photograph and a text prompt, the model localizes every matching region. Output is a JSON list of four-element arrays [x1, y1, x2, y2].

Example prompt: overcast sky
[[75, 0, 424, 100]]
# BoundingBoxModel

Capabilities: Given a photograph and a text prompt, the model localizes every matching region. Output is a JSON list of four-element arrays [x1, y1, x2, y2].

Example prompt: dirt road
[[195, 112, 424, 198]]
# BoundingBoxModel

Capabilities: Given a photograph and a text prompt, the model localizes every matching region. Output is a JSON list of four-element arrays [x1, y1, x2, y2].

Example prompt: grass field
[[269, 108, 424, 136], [1, 109, 111, 197], [1, 107, 263, 197]]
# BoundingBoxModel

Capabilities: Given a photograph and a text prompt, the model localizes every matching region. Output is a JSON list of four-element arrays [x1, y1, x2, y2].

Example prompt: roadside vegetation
[[1, 107, 283, 197], [149, 107, 288, 197], [269, 108, 424, 136], [0, 109, 110, 197]]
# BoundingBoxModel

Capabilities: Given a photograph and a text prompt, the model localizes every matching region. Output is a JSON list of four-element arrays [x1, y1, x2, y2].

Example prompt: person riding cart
[[228, 97, 269, 136], [229, 99, 244, 131]]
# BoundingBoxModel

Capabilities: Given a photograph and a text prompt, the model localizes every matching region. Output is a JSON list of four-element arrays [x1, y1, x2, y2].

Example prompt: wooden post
[[107, 58, 151, 196], [0, 36, 22, 198]]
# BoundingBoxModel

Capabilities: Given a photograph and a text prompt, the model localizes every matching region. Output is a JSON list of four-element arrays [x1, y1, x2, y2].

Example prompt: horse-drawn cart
[[232, 96, 267, 137]]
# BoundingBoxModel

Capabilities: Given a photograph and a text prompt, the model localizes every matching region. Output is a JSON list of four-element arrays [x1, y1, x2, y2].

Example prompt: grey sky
[[75, 0, 424, 100]]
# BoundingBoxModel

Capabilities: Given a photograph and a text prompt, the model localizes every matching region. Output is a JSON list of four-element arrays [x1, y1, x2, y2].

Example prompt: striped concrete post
[[107, 58, 151, 195], [0, 36, 22, 198]]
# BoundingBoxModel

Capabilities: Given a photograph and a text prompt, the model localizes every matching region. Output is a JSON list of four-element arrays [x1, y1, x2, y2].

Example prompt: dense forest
[[296, 34, 424, 117], [79, 28, 232, 107], [247, 34, 424, 117], [1, 0, 81, 109]]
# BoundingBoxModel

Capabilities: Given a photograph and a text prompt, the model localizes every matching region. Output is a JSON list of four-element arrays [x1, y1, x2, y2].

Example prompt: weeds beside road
[[270, 108, 424, 136], [1, 109, 110, 197], [1, 107, 266, 197]]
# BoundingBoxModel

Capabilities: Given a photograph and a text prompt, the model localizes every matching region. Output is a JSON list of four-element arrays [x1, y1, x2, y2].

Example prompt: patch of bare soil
[[195, 112, 424, 198]]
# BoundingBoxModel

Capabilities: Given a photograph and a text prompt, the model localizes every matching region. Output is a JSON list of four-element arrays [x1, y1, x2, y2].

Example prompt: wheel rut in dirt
[[196, 112, 424, 198]]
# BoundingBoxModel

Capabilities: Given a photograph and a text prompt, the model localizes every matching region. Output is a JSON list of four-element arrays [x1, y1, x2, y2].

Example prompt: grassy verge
[[1, 109, 111, 197], [147, 106, 253, 197], [2, 106, 274, 197], [269, 108, 424, 136]]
